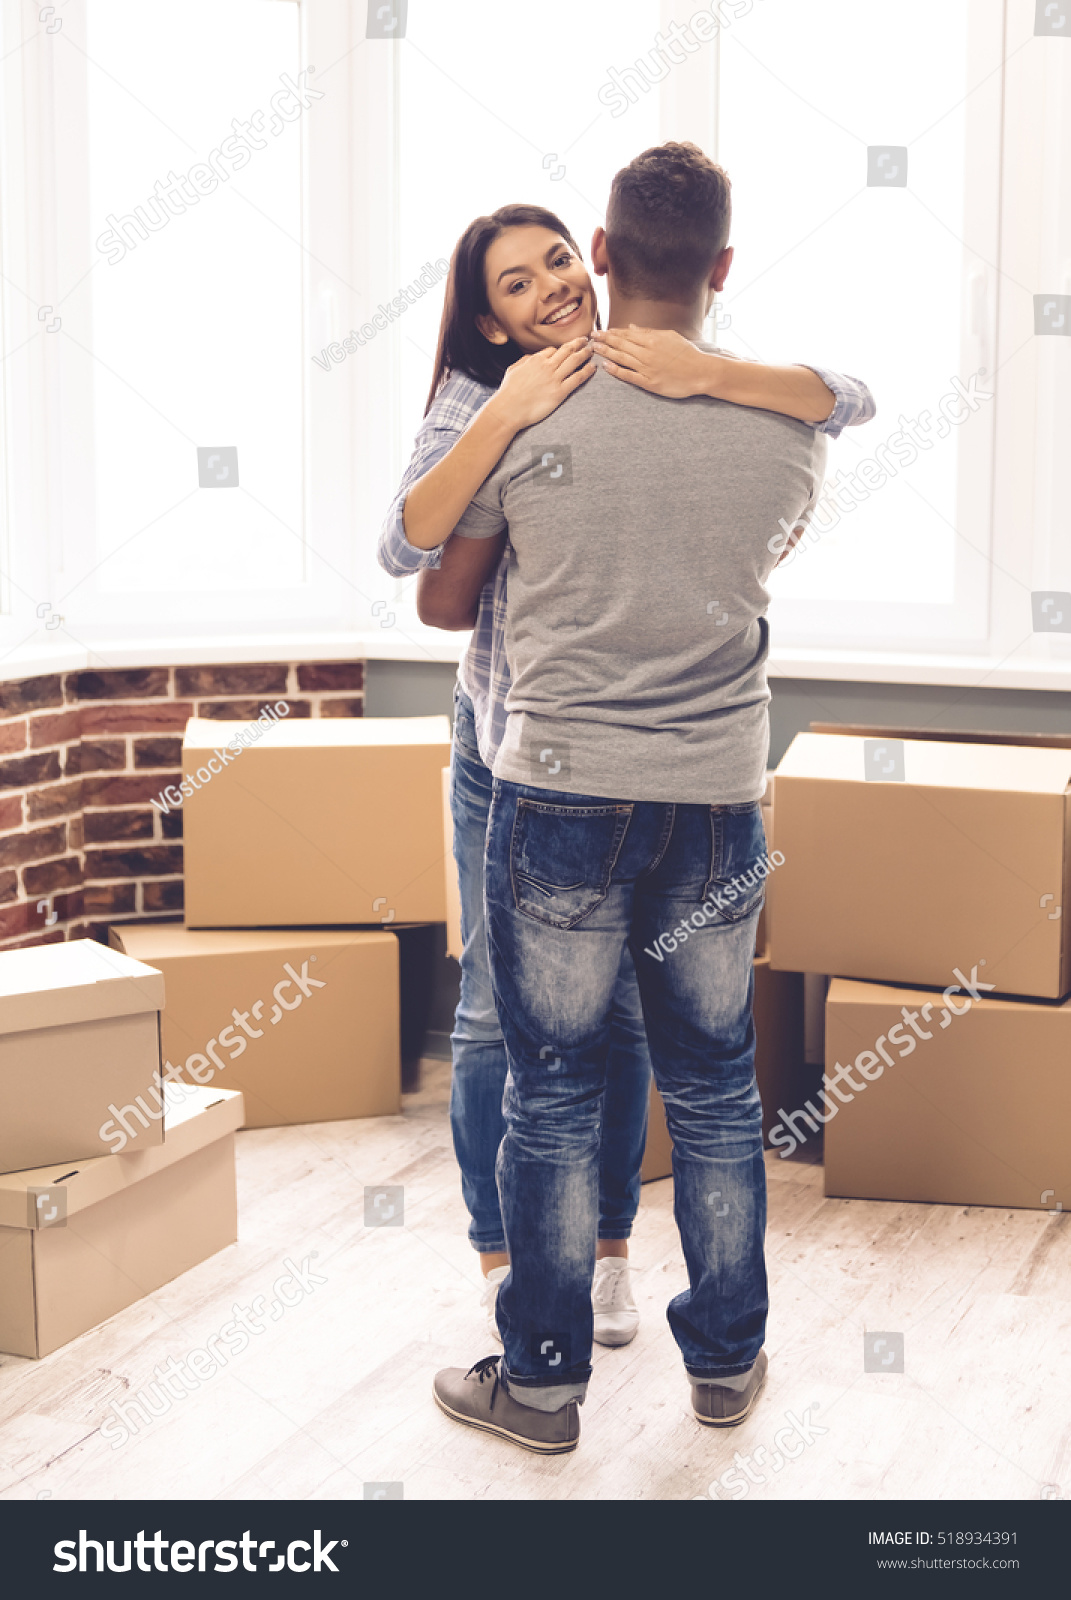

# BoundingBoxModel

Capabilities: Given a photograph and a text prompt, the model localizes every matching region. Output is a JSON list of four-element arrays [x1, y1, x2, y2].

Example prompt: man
[[430, 142, 829, 1455]]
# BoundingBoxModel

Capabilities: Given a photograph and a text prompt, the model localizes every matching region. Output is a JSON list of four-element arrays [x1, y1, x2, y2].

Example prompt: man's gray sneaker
[[691, 1349, 768, 1428], [433, 1355, 580, 1455]]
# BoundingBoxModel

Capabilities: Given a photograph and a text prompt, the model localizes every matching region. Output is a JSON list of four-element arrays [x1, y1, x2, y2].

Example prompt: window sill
[[0, 626, 467, 684], [1, 627, 1069, 694], [768, 646, 1071, 693]]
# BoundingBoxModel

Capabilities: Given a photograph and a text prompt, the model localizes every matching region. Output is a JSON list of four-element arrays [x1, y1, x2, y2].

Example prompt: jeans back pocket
[[511, 799, 632, 929], [702, 802, 768, 924]]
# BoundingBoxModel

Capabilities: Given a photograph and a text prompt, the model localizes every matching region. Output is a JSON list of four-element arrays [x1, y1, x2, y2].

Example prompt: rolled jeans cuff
[[503, 1371, 587, 1413], [686, 1361, 756, 1385]]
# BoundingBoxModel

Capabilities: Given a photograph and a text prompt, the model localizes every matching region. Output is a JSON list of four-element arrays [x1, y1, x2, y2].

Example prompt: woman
[[378, 204, 874, 1346]]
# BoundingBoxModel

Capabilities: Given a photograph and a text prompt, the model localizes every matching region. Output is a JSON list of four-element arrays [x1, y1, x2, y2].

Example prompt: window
[[0, 0, 367, 657], [721, 0, 1000, 649], [83, 0, 305, 606], [712, 0, 1070, 683], [1, 0, 1068, 686], [395, 0, 662, 461]]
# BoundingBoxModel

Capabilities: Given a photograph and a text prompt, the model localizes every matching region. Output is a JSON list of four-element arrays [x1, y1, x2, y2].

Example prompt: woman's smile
[[541, 295, 584, 328]]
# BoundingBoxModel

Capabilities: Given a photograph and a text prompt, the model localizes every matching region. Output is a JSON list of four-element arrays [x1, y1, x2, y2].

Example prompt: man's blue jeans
[[448, 689, 651, 1254], [485, 778, 768, 1410]]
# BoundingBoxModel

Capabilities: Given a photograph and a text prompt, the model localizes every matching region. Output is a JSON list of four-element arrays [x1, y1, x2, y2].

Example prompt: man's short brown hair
[[605, 142, 732, 301]]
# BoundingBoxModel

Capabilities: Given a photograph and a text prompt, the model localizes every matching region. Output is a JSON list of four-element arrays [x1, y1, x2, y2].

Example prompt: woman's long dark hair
[[425, 204, 591, 414]]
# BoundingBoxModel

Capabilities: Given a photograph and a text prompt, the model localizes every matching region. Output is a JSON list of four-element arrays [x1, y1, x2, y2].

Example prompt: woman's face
[[479, 226, 596, 353]]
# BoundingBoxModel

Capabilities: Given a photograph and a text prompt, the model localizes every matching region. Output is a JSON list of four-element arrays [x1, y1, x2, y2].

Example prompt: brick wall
[[0, 661, 364, 949]]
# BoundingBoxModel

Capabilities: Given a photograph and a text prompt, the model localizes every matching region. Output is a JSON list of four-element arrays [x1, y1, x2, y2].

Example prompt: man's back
[[455, 353, 826, 803]]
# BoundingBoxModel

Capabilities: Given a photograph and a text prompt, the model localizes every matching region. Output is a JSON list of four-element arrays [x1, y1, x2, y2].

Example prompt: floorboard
[[1, 1062, 1066, 1502]]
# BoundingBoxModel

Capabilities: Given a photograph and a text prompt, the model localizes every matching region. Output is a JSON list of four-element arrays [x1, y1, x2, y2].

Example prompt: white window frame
[[0, 0, 446, 673], [760, 0, 1002, 657], [0, 0, 1069, 689], [766, 0, 1071, 692]]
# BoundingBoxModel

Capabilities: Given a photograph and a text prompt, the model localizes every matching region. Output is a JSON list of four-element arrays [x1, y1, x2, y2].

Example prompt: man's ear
[[590, 226, 609, 279], [475, 313, 510, 346], [709, 244, 734, 294]]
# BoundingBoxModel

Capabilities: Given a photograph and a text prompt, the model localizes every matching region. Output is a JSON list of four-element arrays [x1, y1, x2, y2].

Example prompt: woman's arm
[[378, 388, 480, 579], [706, 355, 836, 424], [592, 327, 875, 432], [417, 530, 508, 630], [402, 339, 595, 551]]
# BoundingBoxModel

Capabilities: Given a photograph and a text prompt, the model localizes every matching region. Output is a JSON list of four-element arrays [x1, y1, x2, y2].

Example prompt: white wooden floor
[[1, 1060, 1069, 1502]]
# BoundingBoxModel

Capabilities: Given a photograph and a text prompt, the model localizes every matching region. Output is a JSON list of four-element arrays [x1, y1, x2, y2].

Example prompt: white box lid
[[0, 1084, 243, 1227], [778, 732, 1071, 795], [183, 714, 451, 751], [0, 940, 165, 1036]]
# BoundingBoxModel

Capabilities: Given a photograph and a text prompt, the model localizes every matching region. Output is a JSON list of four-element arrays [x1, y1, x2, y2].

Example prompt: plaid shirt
[[378, 364, 875, 769]]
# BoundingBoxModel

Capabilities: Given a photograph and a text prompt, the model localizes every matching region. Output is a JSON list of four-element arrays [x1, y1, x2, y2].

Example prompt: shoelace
[[593, 1262, 630, 1311], [465, 1354, 502, 1411]]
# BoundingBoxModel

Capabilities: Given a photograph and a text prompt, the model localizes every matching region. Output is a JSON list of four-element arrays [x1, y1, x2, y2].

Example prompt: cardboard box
[[109, 925, 400, 1127], [768, 732, 1071, 999], [182, 714, 453, 927], [0, 1085, 242, 1358], [822, 978, 1071, 1210], [0, 941, 165, 1174], [443, 767, 462, 962], [803, 972, 829, 1066], [640, 954, 808, 1180], [808, 721, 1071, 752], [753, 956, 809, 1140]]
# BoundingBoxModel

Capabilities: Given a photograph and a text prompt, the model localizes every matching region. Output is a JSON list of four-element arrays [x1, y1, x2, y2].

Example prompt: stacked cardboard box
[[767, 727, 1071, 1209], [109, 925, 400, 1127], [1, 1084, 242, 1358], [2, 715, 453, 1358], [132, 713, 454, 1131], [0, 942, 165, 1172], [0, 940, 243, 1356], [182, 714, 452, 928]]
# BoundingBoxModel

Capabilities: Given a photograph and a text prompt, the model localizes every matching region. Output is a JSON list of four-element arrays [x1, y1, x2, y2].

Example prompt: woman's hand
[[487, 337, 596, 432], [401, 340, 594, 552], [595, 325, 838, 424], [591, 326, 714, 398]]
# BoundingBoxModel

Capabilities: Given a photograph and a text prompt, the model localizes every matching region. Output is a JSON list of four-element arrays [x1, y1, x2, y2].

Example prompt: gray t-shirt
[[453, 350, 827, 803]]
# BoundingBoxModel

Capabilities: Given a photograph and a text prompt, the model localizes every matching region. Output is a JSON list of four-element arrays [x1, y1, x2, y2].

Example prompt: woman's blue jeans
[[448, 686, 651, 1254]]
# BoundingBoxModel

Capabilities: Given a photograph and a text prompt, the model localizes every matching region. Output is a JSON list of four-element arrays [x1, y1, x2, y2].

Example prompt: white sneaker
[[592, 1257, 639, 1347], [479, 1265, 508, 1344]]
